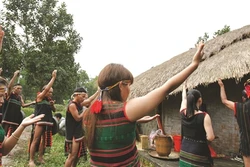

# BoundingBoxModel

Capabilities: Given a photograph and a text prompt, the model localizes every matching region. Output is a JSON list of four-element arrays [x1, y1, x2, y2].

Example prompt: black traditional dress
[[2, 93, 23, 136], [235, 101, 250, 156], [179, 111, 213, 167], [65, 101, 87, 160], [29, 97, 54, 153]]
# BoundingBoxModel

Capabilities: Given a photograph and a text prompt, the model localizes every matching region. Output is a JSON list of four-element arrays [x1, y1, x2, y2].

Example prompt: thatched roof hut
[[130, 25, 250, 97], [130, 25, 250, 155]]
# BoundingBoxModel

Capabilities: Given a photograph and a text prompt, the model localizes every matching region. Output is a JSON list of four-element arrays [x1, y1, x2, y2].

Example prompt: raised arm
[[180, 81, 187, 113], [0, 26, 4, 52], [81, 89, 100, 107], [126, 42, 205, 122], [37, 70, 57, 100], [7, 70, 20, 96], [218, 79, 234, 110]]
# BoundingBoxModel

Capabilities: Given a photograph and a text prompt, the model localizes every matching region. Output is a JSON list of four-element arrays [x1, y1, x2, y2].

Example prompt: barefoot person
[[83, 42, 204, 166], [218, 79, 250, 166], [0, 26, 45, 166], [65, 87, 99, 167], [0, 75, 44, 167], [28, 70, 57, 167], [2, 70, 35, 136]]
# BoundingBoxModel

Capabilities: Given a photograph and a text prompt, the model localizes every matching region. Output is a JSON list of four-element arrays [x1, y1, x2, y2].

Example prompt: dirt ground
[[2, 126, 31, 166]]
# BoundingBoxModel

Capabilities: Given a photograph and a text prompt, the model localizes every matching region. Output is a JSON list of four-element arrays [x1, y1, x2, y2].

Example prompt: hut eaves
[[130, 25, 250, 98]]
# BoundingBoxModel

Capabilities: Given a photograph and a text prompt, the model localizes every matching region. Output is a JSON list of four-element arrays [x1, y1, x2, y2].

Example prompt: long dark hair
[[84, 63, 134, 149], [186, 89, 201, 118]]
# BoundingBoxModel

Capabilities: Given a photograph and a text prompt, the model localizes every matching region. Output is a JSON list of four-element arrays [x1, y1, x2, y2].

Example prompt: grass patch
[[12, 105, 153, 166], [11, 134, 90, 167]]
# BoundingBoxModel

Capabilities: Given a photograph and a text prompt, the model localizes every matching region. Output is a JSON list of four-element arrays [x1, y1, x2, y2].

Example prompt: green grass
[[12, 105, 90, 166], [11, 105, 154, 166], [11, 134, 90, 167]]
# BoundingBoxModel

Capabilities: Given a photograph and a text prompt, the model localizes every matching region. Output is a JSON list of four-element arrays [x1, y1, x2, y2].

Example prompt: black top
[[65, 101, 84, 141], [181, 112, 207, 141], [34, 97, 53, 125], [2, 93, 22, 125]]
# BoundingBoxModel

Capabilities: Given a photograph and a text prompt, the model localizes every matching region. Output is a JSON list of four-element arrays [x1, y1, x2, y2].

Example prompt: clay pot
[[154, 135, 173, 156]]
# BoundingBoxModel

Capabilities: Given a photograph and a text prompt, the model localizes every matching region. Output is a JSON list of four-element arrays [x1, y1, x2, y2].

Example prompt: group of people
[[0, 26, 45, 167], [1, 23, 250, 167]]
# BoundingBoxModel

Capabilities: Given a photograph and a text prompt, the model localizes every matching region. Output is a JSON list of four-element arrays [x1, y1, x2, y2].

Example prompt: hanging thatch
[[130, 25, 250, 98]]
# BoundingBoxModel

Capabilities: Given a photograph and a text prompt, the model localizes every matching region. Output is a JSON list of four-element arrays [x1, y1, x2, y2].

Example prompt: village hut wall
[[134, 25, 250, 156], [140, 75, 250, 155]]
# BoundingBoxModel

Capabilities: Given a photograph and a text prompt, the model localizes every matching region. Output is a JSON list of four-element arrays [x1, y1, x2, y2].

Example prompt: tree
[[85, 76, 98, 96], [196, 32, 209, 44], [75, 70, 98, 97], [213, 25, 230, 37], [1, 0, 83, 103], [76, 69, 90, 88], [196, 25, 231, 45]]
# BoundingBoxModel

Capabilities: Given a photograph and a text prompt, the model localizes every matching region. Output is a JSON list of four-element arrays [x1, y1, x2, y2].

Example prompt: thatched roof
[[130, 25, 250, 98]]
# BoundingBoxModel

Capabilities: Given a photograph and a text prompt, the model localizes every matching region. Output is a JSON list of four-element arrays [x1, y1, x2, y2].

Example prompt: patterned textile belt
[[183, 136, 207, 144]]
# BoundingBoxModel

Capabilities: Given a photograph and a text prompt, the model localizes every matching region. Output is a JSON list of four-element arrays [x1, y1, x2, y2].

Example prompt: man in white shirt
[[54, 113, 66, 136]]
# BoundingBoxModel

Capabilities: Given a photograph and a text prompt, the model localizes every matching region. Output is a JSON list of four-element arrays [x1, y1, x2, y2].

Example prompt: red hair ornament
[[90, 92, 103, 114], [244, 79, 250, 98]]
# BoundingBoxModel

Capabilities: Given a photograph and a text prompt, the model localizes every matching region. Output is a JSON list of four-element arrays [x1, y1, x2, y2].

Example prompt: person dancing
[[28, 70, 57, 167]]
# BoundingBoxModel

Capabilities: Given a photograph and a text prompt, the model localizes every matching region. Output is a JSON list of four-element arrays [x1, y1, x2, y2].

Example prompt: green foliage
[[85, 76, 98, 96], [1, 0, 83, 103], [11, 134, 91, 167], [213, 25, 230, 37], [22, 107, 35, 116], [76, 69, 90, 88], [196, 25, 231, 45], [54, 103, 67, 117], [22, 104, 66, 117], [75, 70, 98, 96], [196, 32, 209, 44]]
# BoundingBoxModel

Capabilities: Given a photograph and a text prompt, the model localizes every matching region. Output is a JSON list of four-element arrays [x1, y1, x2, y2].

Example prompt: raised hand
[[52, 70, 57, 78], [0, 25, 5, 52], [192, 40, 205, 63], [14, 70, 20, 76]]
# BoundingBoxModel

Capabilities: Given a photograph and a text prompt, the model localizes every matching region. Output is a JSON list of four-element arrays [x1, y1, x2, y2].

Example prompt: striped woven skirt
[[179, 137, 213, 167], [64, 137, 88, 161]]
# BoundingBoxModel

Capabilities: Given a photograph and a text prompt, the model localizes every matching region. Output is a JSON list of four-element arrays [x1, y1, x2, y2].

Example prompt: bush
[[22, 107, 35, 116], [22, 103, 67, 118]]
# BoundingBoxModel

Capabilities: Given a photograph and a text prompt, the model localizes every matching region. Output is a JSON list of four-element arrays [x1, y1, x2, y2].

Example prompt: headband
[[91, 80, 131, 114]]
